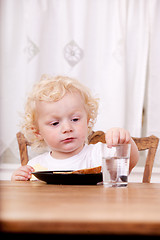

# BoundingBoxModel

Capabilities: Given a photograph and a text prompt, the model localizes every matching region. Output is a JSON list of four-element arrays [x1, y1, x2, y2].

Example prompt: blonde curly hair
[[21, 75, 99, 149]]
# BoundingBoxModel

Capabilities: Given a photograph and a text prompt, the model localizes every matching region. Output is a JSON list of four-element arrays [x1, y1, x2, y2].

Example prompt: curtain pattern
[[0, 0, 160, 165]]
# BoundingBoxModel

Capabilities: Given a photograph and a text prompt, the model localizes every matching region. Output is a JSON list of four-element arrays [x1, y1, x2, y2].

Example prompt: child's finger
[[119, 129, 126, 144], [105, 131, 113, 147], [112, 129, 120, 145], [11, 165, 34, 181], [15, 175, 29, 181], [19, 165, 33, 175], [15, 169, 31, 179], [126, 131, 131, 143], [26, 165, 35, 172]]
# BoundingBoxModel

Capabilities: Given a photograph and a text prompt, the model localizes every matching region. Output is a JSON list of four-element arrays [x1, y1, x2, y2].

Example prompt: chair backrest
[[16, 132, 30, 166], [16, 130, 159, 183]]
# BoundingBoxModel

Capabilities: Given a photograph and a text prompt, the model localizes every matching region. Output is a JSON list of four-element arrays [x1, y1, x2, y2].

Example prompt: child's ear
[[34, 130, 43, 140]]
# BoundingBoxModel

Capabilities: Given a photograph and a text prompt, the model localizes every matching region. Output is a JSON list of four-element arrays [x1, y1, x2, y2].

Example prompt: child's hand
[[105, 127, 131, 148], [11, 165, 34, 181]]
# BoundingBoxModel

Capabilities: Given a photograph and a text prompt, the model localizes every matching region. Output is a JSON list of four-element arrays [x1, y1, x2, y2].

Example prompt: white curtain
[[147, 0, 160, 162], [0, 0, 160, 164]]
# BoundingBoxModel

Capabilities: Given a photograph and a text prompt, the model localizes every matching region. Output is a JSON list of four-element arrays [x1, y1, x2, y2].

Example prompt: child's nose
[[62, 121, 73, 133]]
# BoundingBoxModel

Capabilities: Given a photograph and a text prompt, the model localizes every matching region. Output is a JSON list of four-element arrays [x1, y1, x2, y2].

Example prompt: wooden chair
[[16, 132, 31, 166], [16, 130, 159, 183]]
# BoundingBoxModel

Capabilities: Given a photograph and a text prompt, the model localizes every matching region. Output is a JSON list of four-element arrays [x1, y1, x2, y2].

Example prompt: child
[[11, 75, 139, 181]]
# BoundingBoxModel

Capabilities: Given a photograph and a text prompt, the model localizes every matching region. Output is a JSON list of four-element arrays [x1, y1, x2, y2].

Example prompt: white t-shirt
[[28, 142, 103, 171]]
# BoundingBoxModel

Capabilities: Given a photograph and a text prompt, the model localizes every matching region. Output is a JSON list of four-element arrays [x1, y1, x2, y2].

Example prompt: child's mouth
[[61, 137, 75, 143]]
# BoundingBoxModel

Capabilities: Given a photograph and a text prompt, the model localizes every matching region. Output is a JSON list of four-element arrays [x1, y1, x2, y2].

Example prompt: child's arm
[[105, 127, 139, 173], [11, 165, 34, 181]]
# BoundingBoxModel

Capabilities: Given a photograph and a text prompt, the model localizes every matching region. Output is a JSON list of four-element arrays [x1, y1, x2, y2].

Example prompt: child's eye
[[72, 118, 79, 122], [51, 121, 59, 126]]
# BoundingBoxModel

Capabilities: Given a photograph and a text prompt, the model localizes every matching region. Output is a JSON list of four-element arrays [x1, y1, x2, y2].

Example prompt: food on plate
[[53, 166, 102, 174], [30, 164, 48, 180]]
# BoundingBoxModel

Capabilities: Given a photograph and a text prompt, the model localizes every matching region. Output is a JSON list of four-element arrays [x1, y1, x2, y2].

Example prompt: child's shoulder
[[85, 142, 104, 156], [87, 141, 104, 149], [27, 151, 50, 167]]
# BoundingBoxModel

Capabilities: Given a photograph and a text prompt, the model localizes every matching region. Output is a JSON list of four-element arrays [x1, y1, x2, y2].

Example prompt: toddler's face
[[36, 92, 89, 159]]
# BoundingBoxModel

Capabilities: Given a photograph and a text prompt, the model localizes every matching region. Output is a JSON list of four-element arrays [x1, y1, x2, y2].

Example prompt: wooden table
[[0, 181, 160, 236]]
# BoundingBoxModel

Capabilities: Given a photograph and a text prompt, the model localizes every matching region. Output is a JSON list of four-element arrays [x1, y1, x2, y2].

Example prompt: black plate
[[32, 171, 102, 185]]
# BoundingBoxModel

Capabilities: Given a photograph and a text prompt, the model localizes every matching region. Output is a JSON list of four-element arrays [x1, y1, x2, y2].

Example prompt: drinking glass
[[101, 144, 131, 187]]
